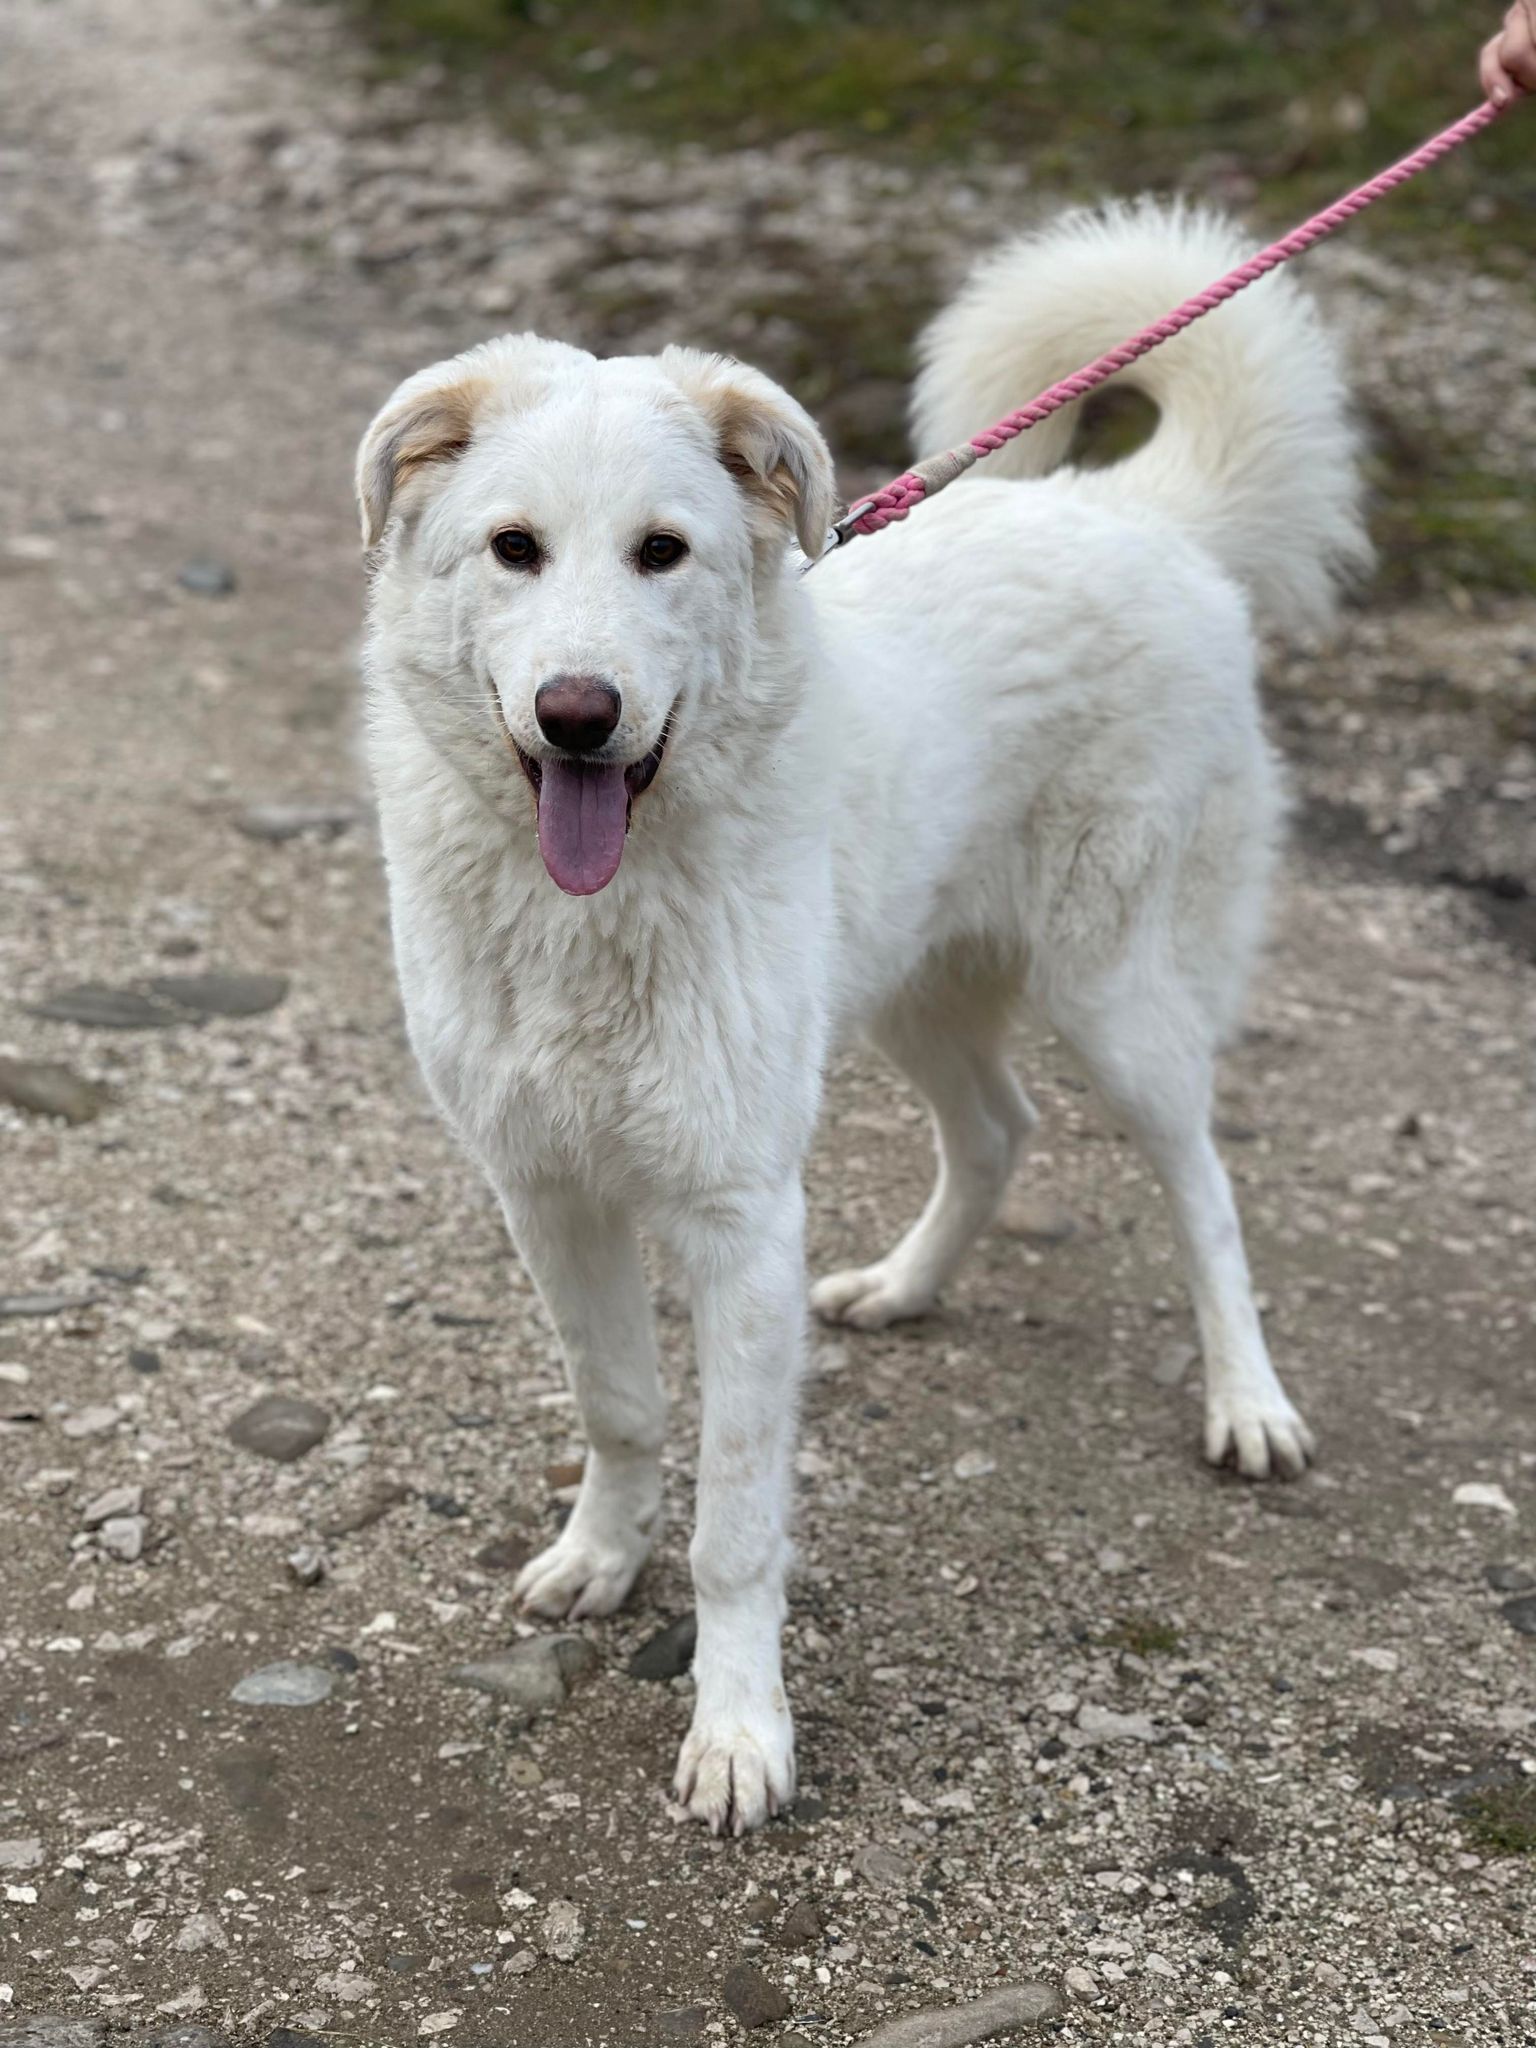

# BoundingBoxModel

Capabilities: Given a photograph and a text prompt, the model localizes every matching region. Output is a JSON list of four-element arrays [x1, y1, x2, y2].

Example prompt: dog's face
[[357, 337, 834, 896]]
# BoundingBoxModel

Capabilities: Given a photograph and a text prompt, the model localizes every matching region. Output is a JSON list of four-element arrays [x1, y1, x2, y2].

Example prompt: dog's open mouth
[[514, 724, 669, 898]]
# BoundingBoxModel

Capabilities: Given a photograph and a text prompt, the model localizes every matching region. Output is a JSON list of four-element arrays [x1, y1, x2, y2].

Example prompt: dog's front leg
[[673, 1178, 807, 1836], [500, 1183, 667, 1620]]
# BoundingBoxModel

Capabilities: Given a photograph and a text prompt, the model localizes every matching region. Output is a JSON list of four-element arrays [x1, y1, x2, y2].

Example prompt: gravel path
[[2, 3, 1533, 2043]]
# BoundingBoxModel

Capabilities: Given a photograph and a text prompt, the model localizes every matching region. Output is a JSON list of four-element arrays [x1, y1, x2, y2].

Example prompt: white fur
[[357, 203, 1366, 1834]]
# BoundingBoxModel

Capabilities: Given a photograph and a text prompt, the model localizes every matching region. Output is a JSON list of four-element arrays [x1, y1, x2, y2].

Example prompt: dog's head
[[357, 336, 834, 897]]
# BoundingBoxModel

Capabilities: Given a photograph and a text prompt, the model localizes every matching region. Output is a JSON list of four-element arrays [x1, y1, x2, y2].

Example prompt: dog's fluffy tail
[[911, 199, 1371, 632]]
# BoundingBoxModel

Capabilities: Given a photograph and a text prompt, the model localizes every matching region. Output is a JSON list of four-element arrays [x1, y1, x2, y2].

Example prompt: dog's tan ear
[[355, 360, 494, 549], [662, 348, 835, 559]]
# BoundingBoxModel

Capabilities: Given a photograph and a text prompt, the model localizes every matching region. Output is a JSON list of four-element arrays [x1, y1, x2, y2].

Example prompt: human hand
[[1480, 1, 1536, 104]]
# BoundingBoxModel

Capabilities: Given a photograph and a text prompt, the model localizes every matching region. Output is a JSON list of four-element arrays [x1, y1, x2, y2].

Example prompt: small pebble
[[176, 557, 237, 596]]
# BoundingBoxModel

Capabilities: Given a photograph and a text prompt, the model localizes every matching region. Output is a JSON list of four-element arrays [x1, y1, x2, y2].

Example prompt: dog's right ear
[[355, 359, 494, 550]]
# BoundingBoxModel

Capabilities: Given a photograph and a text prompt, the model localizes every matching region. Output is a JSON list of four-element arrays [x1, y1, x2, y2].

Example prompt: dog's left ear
[[662, 348, 835, 560], [355, 358, 494, 550]]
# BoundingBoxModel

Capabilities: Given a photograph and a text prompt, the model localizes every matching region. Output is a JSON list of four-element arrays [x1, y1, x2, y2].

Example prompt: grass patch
[[1458, 1779, 1536, 1858], [1103, 1615, 1182, 1657], [348, 0, 1535, 261]]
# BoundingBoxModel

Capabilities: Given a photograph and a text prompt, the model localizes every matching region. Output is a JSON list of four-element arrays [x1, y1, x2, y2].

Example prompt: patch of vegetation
[[1103, 1614, 1182, 1656], [1458, 1778, 1536, 1858], [349, 0, 1534, 260]]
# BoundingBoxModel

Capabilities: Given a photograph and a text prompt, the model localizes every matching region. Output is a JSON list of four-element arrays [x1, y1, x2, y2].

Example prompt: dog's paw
[[811, 1262, 934, 1331], [674, 1709, 795, 1837], [514, 1528, 649, 1621], [1204, 1387, 1315, 1480]]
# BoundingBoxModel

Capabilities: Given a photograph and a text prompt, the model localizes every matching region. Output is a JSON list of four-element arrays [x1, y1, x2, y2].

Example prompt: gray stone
[[852, 1982, 1063, 2046], [286, 1543, 328, 1586], [0, 1056, 108, 1124], [1076, 1703, 1157, 1743], [450, 1635, 598, 1722], [853, 1843, 912, 1888], [775, 1899, 823, 1949], [148, 971, 289, 1018], [176, 557, 237, 595], [627, 1611, 696, 1681], [99, 1513, 147, 1562], [174, 1911, 228, 1952], [140, 2031, 229, 2048], [541, 1896, 586, 1961], [228, 1393, 332, 1462], [0, 1835, 43, 1869], [721, 1962, 791, 2028], [83, 1482, 144, 1527], [1501, 1594, 1536, 1636], [231, 1660, 334, 1707], [996, 1191, 1080, 1245], [237, 800, 360, 842], [1485, 1563, 1535, 1593], [25, 984, 182, 1029]]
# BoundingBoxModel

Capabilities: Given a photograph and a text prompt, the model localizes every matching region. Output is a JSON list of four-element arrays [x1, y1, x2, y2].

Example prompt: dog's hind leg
[[1042, 971, 1313, 1480], [813, 982, 1036, 1330], [503, 1183, 667, 1619]]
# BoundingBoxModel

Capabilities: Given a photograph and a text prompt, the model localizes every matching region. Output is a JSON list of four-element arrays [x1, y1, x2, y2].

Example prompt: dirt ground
[[2, 3, 1534, 2044]]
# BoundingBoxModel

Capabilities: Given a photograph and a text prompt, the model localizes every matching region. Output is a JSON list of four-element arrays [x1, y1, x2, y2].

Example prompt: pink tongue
[[536, 759, 629, 896]]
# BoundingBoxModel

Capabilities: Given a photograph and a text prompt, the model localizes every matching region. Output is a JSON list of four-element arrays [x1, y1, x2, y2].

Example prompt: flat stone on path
[[25, 984, 182, 1029], [227, 1393, 331, 1463], [148, 971, 289, 1017], [721, 1962, 791, 2028], [1501, 1594, 1536, 1636], [5, 2022, 106, 2048], [851, 1982, 1063, 2046], [230, 1660, 334, 1707], [0, 1291, 99, 1319], [627, 1611, 696, 1681], [0, 1056, 108, 1123]]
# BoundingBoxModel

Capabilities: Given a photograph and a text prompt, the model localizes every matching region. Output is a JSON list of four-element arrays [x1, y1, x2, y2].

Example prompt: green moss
[[1103, 1615, 1182, 1656], [1459, 1780, 1536, 1858]]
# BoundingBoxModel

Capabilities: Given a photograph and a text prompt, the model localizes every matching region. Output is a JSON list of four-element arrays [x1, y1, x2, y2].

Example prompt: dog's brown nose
[[535, 673, 622, 754]]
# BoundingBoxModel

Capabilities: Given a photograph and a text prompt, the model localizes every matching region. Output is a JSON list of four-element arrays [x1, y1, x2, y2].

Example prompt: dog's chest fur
[[374, 733, 827, 1204]]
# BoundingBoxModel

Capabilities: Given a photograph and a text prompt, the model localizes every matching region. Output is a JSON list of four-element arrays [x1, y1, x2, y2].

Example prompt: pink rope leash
[[826, 96, 1513, 552]]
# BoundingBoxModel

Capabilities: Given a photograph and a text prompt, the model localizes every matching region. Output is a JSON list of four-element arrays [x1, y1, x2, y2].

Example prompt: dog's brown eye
[[638, 532, 688, 572], [492, 528, 540, 570]]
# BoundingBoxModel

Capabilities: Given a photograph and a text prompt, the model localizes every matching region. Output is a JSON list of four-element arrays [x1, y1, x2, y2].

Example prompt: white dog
[[356, 200, 1367, 1835]]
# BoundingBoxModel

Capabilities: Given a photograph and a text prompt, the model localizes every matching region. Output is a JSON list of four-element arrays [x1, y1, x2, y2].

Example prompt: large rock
[[450, 1636, 598, 1724]]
